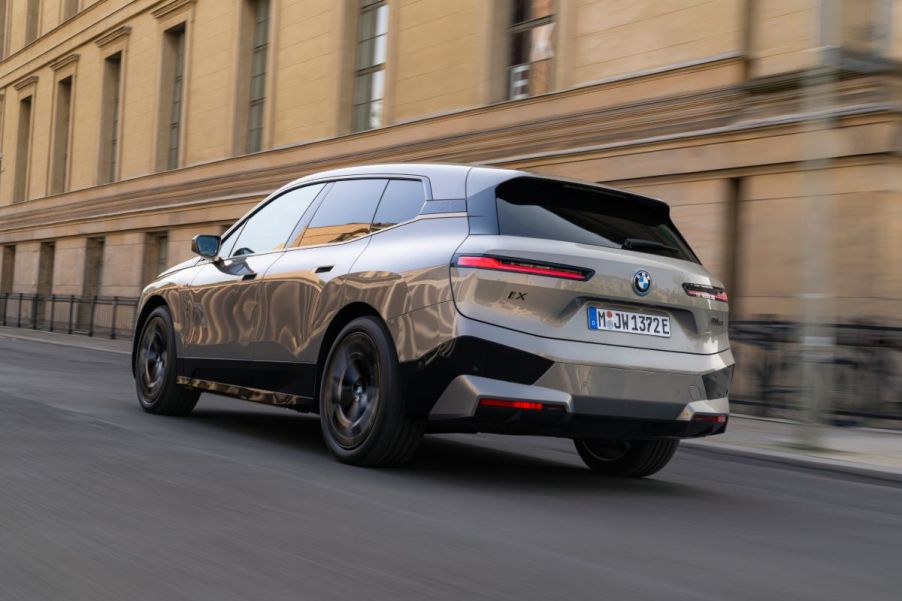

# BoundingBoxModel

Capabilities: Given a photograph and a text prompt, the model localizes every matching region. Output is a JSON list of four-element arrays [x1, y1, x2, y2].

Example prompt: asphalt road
[[1, 336, 900, 601]]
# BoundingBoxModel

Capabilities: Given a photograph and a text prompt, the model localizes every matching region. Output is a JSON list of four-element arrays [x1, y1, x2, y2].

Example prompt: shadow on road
[[408, 436, 713, 497], [182, 406, 714, 498]]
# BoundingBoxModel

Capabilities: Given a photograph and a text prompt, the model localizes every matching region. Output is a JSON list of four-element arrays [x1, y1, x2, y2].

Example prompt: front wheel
[[573, 438, 679, 477], [134, 306, 199, 416], [319, 316, 423, 467]]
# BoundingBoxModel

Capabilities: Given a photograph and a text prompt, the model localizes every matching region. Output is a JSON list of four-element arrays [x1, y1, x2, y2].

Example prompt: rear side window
[[298, 179, 388, 247], [372, 179, 426, 231], [230, 183, 325, 256], [495, 177, 698, 263]]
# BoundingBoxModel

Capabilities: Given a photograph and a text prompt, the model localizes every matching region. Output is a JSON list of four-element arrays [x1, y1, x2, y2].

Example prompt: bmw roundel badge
[[632, 270, 651, 296]]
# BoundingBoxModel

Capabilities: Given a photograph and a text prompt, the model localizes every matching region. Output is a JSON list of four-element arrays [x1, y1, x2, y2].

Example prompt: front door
[[181, 183, 326, 388]]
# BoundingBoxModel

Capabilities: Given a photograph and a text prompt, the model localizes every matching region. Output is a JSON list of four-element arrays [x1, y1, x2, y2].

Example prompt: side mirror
[[191, 234, 221, 259]]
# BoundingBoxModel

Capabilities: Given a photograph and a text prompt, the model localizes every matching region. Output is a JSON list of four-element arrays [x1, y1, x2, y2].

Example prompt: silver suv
[[133, 164, 733, 476]]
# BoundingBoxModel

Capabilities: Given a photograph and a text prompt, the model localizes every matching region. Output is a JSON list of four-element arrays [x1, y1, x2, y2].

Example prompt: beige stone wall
[[749, 0, 819, 77], [51, 237, 88, 296], [184, 0, 239, 164], [736, 163, 899, 321], [391, 0, 484, 122], [568, 0, 743, 86], [101, 231, 146, 296], [272, 0, 346, 144], [0, 0, 899, 328], [11, 241, 41, 293]]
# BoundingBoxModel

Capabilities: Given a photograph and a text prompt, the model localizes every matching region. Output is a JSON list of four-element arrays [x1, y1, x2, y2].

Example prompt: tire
[[573, 438, 679, 477], [134, 305, 199, 416], [319, 316, 424, 467]]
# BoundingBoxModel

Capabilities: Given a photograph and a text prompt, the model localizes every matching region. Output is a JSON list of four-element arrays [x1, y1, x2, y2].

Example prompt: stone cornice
[[50, 53, 80, 71], [12, 75, 38, 91], [94, 26, 131, 48], [0, 62, 897, 240], [151, 0, 195, 20]]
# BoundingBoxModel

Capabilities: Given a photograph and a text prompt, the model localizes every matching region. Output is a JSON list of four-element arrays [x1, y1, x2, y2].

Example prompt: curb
[[0, 329, 130, 355], [682, 439, 902, 484]]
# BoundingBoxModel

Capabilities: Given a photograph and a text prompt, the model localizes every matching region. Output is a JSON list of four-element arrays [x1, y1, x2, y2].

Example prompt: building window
[[143, 233, 169, 284], [13, 95, 33, 203], [62, 0, 78, 22], [99, 52, 123, 184], [25, 0, 39, 44], [245, 0, 269, 153], [50, 76, 73, 195], [352, 0, 388, 132], [0, 245, 15, 294], [508, 0, 555, 100], [158, 24, 186, 171]]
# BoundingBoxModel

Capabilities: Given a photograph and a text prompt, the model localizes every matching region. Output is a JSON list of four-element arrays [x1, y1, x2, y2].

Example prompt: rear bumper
[[427, 409, 728, 439], [409, 314, 733, 439], [426, 373, 729, 439]]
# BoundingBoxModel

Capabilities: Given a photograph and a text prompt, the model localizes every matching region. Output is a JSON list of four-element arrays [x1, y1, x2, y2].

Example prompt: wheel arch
[[315, 302, 389, 401], [131, 295, 169, 375]]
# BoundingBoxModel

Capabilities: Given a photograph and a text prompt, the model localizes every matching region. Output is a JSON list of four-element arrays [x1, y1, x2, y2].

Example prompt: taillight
[[683, 283, 728, 302], [453, 255, 592, 281], [479, 399, 545, 411]]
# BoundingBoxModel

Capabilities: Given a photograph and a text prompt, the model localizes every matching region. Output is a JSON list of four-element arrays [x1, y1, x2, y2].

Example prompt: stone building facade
[[0, 0, 899, 324]]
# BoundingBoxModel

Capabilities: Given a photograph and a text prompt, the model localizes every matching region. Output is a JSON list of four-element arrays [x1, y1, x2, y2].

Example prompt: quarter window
[[298, 179, 387, 247], [372, 180, 426, 231], [230, 184, 325, 257]]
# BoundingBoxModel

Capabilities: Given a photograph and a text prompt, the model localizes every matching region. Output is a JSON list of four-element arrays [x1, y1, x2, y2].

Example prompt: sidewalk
[[0, 326, 131, 354], [684, 415, 902, 482], [2, 325, 901, 482]]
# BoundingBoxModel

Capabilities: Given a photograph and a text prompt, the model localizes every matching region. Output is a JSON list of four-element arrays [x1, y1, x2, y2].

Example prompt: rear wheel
[[573, 438, 678, 477], [134, 306, 199, 416], [319, 316, 423, 467]]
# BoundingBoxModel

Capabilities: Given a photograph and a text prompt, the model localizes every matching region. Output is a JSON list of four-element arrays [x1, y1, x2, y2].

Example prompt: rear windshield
[[495, 177, 699, 264]]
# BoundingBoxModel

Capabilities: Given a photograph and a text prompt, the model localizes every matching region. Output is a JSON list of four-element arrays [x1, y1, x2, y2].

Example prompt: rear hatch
[[451, 177, 729, 355]]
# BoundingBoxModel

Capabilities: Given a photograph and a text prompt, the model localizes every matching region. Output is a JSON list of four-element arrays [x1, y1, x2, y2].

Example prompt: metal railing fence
[[2, 294, 900, 425], [730, 320, 902, 426], [0, 293, 138, 340]]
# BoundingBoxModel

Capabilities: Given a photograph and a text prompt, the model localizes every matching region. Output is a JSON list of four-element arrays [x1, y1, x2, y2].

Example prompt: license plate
[[588, 306, 671, 338]]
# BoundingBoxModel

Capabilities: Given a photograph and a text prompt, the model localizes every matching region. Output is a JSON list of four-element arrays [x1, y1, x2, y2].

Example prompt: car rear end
[[429, 172, 733, 440]]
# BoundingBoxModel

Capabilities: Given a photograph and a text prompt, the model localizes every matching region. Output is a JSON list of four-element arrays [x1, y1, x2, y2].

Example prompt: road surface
[[0, 335, 900, 601]]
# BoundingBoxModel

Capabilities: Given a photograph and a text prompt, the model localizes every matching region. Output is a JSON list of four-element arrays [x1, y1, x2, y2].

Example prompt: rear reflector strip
[[454, 255, 591, 281], [479, 398, 545, 411], [692, 414, 728, 424], [683, 283, 729, 302]]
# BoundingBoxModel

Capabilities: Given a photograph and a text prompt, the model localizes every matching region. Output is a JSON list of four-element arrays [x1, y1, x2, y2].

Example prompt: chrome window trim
[[214, 174, 465, 260], [282, 212, 467, 254]]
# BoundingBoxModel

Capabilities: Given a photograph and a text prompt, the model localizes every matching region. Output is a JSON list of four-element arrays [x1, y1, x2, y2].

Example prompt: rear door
[[451, 177, 729, 355]]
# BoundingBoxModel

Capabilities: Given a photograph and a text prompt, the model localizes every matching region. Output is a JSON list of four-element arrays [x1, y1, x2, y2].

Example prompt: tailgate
[[451, 235, 729, 355]]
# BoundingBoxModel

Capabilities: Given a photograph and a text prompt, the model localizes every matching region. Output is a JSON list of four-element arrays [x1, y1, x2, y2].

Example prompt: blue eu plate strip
[[588, 306, 598, 330]]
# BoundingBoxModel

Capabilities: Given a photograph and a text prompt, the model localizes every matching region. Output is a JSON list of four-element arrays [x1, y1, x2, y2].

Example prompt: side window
[[231, 183, 324, 257], [298, 179, 388, 247], [372, 179, 426, 231]]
